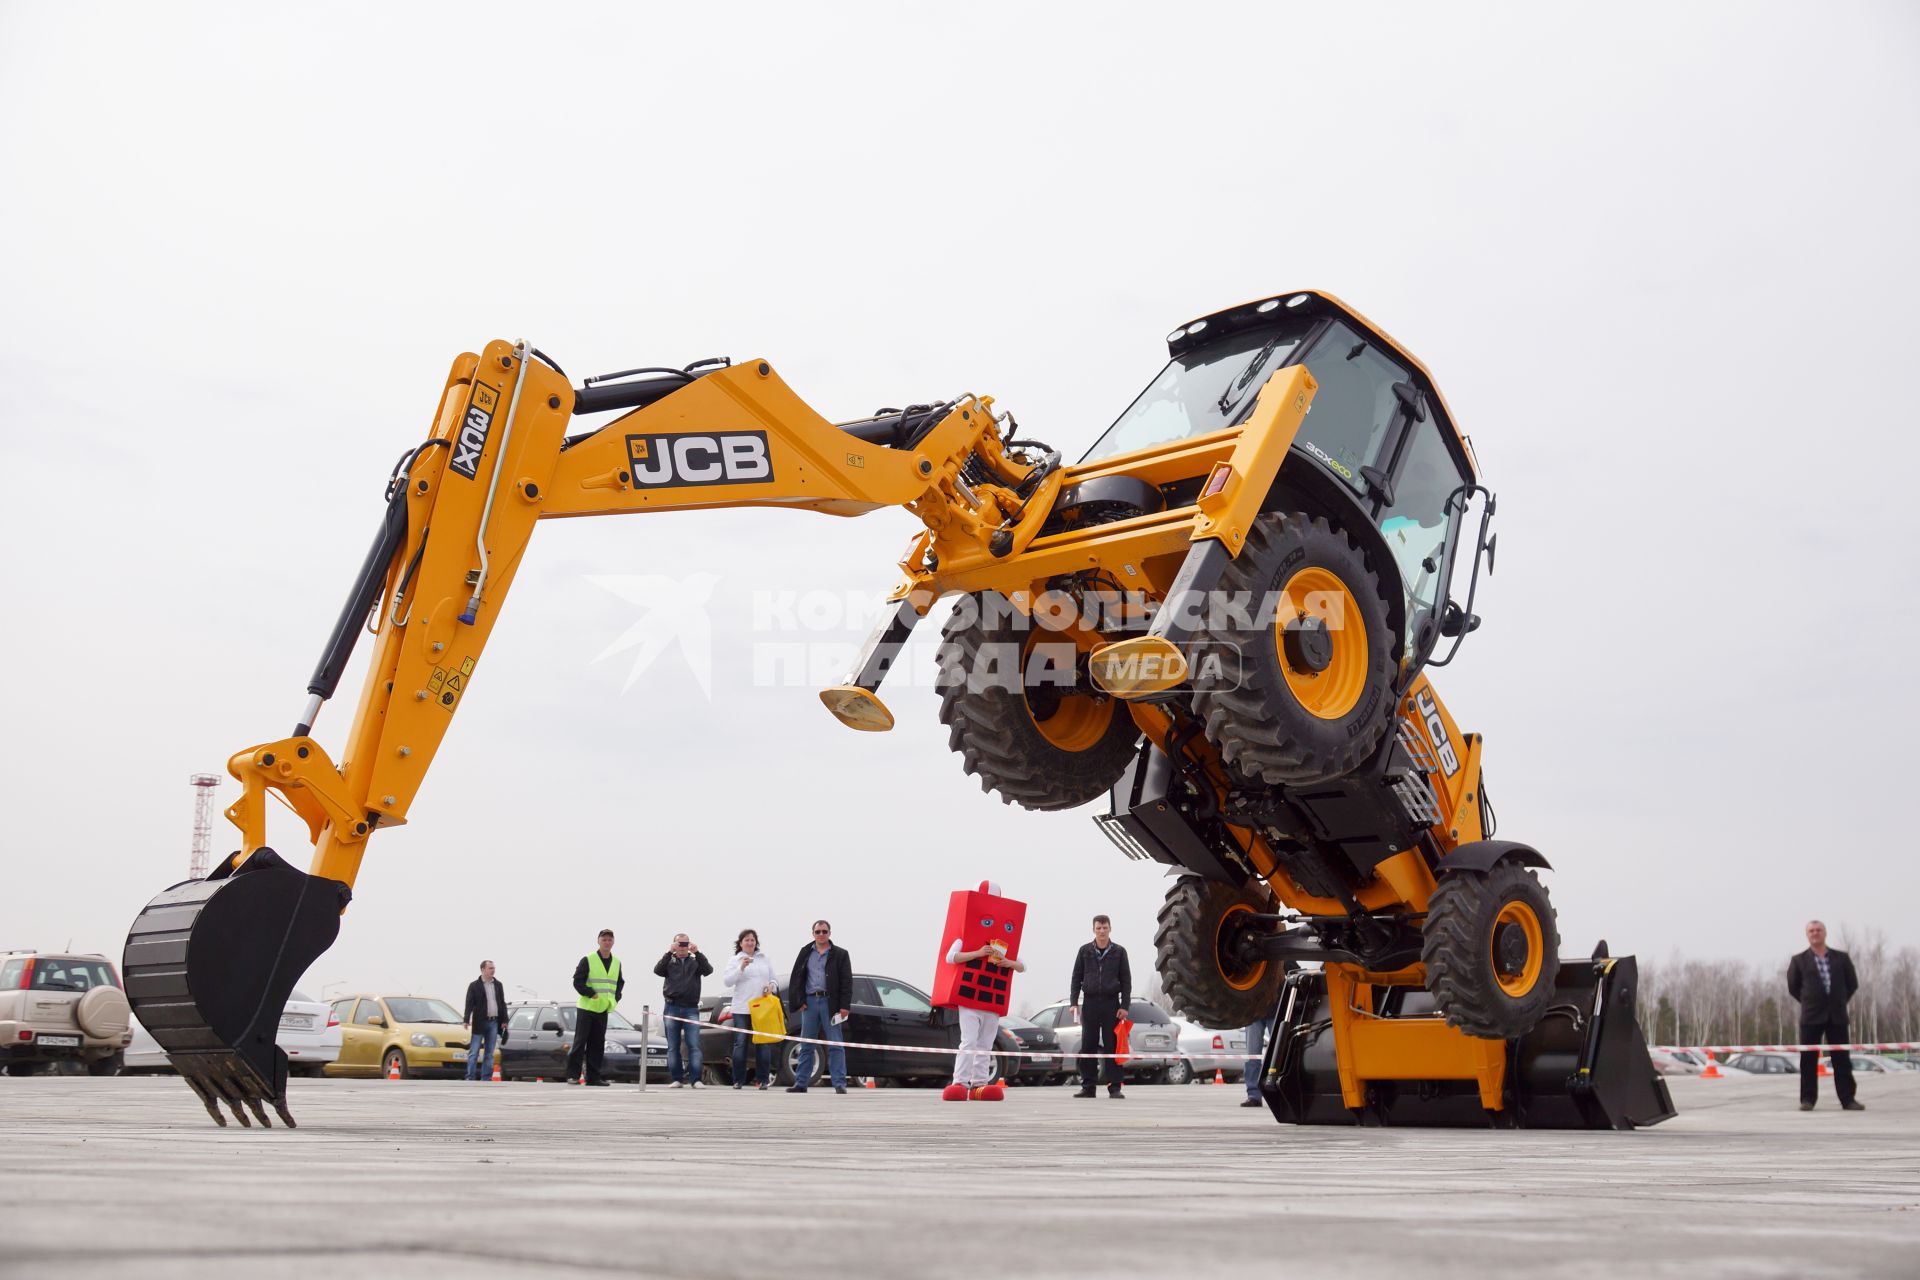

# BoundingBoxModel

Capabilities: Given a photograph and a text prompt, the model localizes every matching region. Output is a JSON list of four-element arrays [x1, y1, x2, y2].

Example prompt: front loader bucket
[[122, 848, 349, 1128], [1263, 955, 1676, 1129]]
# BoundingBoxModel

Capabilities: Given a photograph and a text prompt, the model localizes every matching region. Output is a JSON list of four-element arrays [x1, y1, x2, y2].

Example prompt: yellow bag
[[748, 995, 786, 1045]]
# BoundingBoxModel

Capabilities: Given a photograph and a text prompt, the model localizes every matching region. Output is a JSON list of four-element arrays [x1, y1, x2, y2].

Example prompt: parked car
[[1648, 1047, 1702, 1077], [1167, 1018, 1247, 1084], [0, 951, 134, 1076], [697, 974, 1041, 1086], [1721, 1051, 1798, 1075], [125, 988, 342, 1076], [499, 1001, 669, 1082], [324, 994, 469, 1078], [1847, 1052, 1911, 1073], [1665, 1048, 1708, 1071], [999, 1013, 1067, 1084], [1026, 999, 1180, 1083]]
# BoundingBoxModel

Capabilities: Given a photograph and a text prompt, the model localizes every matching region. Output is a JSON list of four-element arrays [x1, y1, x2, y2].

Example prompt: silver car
[[0, 951, 133, 1075], [1167, 1018, 1248, 1084], [124, 987, 343, 1076], [1028, 999, 1180, 1083]]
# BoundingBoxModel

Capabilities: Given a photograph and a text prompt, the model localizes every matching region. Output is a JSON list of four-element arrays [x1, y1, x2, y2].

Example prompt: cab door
[[865, 976, 954, 1081], [499, 1006, 541, 1079], [336, 998, 385, 1075]]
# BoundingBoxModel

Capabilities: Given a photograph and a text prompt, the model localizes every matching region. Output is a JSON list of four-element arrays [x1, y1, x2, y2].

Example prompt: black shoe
[[1800, 1102, 1814, 1111], [585, 1079, 610, 1087], [1240, 1098, 1263, 1108], [1074, 1087, 1097, 1098], [732, 1082, 743, 1090], [786, 1085, 807, 1093], [1108, 1089, 1125, 1099], [1843, 1101, 1866, 1111], [835, 1086, 848, 1094]]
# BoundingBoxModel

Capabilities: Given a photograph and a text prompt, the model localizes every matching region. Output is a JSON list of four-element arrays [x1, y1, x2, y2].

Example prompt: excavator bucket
[[121, 849, 349, 1128], [1262, 954, 1676, 1129]]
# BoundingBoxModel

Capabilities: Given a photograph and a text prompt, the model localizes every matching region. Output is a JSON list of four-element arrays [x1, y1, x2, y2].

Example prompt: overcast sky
[[2, 3, 1916, 1020]]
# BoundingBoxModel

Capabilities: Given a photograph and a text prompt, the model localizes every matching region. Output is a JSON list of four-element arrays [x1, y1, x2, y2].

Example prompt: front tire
[[1155, 877, 1286, 1029], [1165, 1058, 1194, 1086], [1192, 512, 1396, 784], [937, 592, 1140, 810], [1423, 861, 1561, 1040], [774, 1040, 825, 1088], [382, 1048, 411, 1080]]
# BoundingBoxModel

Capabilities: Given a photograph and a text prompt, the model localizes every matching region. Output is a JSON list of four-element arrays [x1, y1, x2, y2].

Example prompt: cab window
[[507, 1007, 539, 1033], [1377, 418, 1471, 656], [1029, 1007, 1058, 1029], [1294, 322, 1406, 494], [352, 999, 384, 1026], [868, 978, 933, 1013], [0, 960, 23, 987]]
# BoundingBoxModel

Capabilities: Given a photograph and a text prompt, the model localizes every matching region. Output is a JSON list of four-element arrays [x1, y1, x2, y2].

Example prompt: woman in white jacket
[[722, 927, 779, 1089]]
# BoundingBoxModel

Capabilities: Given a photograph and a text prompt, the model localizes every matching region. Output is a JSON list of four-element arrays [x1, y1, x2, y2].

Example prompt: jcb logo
[[1415, 688, 1460, 777], [626, 432, 774, 488], [450, 383, 500, 480]]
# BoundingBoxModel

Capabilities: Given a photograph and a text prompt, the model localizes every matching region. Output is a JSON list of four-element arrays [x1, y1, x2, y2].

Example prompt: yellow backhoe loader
[[123, 291, 1672, 1130]]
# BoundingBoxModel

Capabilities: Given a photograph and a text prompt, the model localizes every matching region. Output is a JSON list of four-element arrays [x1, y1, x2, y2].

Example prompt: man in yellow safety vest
[[568, 929, 624, 1086]]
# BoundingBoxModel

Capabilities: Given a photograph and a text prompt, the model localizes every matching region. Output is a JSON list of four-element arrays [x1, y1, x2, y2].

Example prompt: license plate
[[280, 1016, 313, 1030], [452, 1051, 467, 1061], [1026, 1053, 1054, 1064], [36, 1035, 79, 1047]]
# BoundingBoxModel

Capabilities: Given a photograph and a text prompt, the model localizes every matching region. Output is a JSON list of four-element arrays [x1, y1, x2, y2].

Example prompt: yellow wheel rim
[[1492, 900, 1545, 998], [1021, 624, 1114, 753], [1214, 902, 1268, 991], [1276, 566, 1368, 720]]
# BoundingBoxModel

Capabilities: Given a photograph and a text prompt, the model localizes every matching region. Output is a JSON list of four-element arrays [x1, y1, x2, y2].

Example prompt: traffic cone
[[1700, 1051, 1723, 1079], [386, 1056, 402, 1081], [1212, 1068, 1226, 1085], [490, 1058, 503, 1083], [1818, 1056, 1833, 1078], [864, 1077, 876, 1089]]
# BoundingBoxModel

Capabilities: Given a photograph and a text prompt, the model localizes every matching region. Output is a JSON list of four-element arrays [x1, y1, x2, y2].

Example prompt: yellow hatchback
[[323, 995, 471, 1079]]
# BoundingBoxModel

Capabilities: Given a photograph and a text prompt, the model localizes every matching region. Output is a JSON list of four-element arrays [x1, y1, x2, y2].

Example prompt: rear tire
[[774, 1040, 824, 1088], [1166, 1058, 1194, 1086], [937, 592, 1139, 810], [383, 1048, 411, 1080], [1192, 512, 1396, 784], [5, 1062, 45, 1077], [1155, 877, 1286, 1029], [1423, 861, 1560, 1040]]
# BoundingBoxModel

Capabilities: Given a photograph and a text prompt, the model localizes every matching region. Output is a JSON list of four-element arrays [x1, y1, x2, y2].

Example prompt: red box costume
[[932, 881, 1027, 1013]]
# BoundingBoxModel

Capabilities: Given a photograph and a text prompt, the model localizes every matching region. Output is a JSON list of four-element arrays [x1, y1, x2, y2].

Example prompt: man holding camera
[[655, 932, 713, 1088]]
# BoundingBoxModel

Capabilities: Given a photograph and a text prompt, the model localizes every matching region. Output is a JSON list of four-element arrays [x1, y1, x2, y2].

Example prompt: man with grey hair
[[1786, 920, 1863, 1111]]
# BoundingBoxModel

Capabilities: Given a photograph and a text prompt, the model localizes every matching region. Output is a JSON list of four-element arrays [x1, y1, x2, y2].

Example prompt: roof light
[[1186, 320, 1209, 336], [1256, 299, 1280, 313], [1286, 294, 1310, 308], [1166, 329, 1186, 343]]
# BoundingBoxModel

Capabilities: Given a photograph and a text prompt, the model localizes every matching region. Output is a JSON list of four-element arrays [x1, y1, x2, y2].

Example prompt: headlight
[[603, 1042, 628, 1053], [410, 1033, 437, 1048]]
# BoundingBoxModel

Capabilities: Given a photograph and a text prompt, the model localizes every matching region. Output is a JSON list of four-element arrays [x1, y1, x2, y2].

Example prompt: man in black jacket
[[1070, 914, 1132, 1099], [462, 960, 508, 1082], [1787, 920, 1864, 1111], [787, 920, 852, 1094], [654, 933, 714, 1088]]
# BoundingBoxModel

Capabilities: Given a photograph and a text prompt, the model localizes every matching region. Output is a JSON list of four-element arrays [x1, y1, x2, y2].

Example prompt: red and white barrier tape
[[656, 1012, 1252, 1061], [1653, 1042, 1918, 1054]]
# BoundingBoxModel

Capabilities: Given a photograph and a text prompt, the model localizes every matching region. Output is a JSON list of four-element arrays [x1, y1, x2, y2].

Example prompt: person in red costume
[[932, 880, 1026, 1102]]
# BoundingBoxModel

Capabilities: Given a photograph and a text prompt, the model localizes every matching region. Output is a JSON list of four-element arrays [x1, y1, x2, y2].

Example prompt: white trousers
[[954, 1007, 999, 1086]]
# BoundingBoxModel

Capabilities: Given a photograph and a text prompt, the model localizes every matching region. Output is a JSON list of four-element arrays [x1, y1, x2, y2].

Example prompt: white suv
[[0, 951, 134, 1076]]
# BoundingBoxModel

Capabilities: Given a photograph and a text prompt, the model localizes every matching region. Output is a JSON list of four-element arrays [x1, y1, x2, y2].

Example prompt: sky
[[2, 2, 1916, 1019]]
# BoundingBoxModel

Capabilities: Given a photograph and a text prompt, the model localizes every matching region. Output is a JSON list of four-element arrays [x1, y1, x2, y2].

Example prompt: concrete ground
[[1, 1074, 1916, 1279]]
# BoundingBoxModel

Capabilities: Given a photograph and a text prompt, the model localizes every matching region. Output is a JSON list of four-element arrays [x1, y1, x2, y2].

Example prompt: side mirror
[[541, 1020, 563, 1032], [1439, 602, 1481, 638], [367, 1015, 386, 1028]]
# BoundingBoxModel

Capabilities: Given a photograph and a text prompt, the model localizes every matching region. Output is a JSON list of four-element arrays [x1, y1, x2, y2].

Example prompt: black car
[[499, 1001, 669, 1083], [696, 974, 1045, 1087]]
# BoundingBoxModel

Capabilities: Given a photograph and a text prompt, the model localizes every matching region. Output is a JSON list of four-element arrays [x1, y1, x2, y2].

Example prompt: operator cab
[[1082, 291, 1481, 663]]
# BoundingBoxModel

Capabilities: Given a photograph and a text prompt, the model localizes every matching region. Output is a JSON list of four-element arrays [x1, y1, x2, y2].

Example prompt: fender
[[1433, 838, 1550, 875]]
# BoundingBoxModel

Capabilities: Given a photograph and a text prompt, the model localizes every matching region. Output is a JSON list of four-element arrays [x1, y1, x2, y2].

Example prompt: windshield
[[26, 958, 118, 991], [385, 998, 461, 1024], [1082, 319, 1314, 462], [559, 1007, 638, 1033], [1126, 1001, 1172, 1025], [1376, 418, 1472, 657]]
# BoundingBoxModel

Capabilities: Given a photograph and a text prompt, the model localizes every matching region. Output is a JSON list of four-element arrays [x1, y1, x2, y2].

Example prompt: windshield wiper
[[1216, 334, 1285, 416]]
